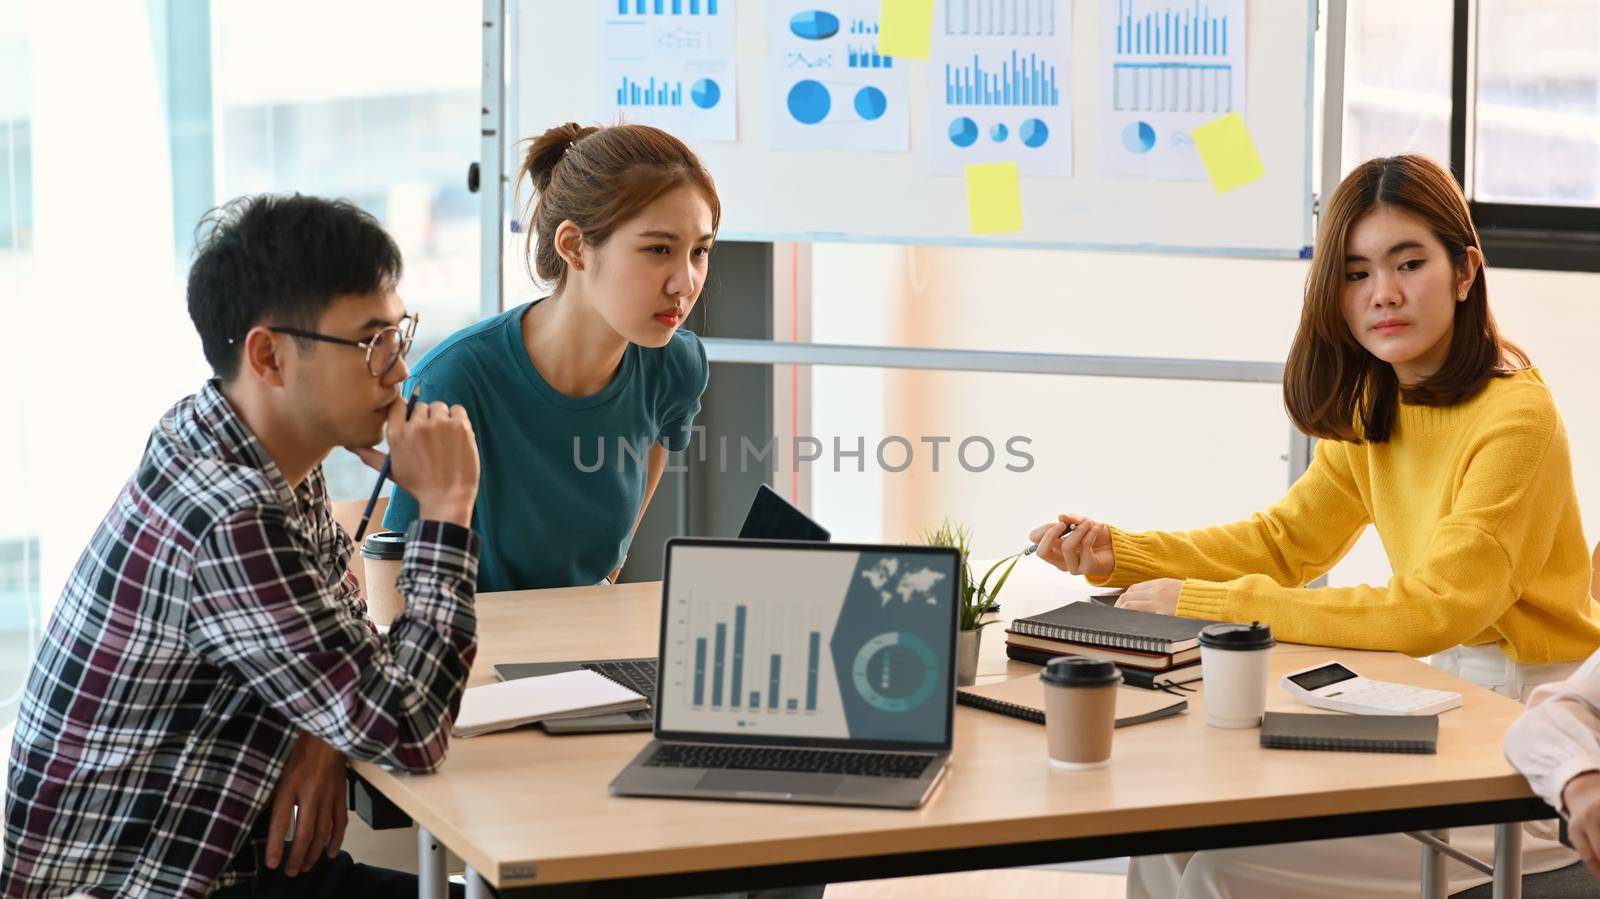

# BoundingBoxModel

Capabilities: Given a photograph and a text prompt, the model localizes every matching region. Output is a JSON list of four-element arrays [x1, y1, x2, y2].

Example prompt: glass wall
[[2, 0, 480, 730]]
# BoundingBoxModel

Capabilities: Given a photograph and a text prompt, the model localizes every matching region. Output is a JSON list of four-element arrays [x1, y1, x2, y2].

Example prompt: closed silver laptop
[[609, 538, 960, 809]]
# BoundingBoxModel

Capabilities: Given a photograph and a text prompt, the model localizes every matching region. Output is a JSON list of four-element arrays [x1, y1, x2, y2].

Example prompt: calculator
[[1280, 662, 1463, 716]]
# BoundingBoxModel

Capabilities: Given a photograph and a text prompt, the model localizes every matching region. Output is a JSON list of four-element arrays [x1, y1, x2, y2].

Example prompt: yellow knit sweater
[[1092, 369, 1600, 662]]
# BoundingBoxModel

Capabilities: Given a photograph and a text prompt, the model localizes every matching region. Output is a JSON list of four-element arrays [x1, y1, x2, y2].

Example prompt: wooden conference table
[[350, 578, 1556, 899]]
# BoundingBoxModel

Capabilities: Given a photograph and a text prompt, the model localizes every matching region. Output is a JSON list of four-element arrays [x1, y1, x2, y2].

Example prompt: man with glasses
[[3, 195, 479, 898]]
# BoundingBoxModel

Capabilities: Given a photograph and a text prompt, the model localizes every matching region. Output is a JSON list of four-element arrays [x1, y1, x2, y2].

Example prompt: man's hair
[[186, 194, 404, 380]]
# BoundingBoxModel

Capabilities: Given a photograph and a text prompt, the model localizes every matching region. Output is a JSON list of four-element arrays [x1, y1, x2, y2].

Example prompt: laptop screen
[[657, 540, 960, 749], [737, 484, 831, 542]]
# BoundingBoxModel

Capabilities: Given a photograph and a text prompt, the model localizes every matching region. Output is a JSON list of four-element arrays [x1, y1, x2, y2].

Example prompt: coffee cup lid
[[1041, 656, 1122, 688], [1198, 621, 1274, 650], [360, 530, 407, 561]]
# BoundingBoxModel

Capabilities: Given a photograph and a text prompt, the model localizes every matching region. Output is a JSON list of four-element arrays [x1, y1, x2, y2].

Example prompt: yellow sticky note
[[1191, 112, 1267, 194], [965, 162, 1023, 234], [878, 0, 933, 60]]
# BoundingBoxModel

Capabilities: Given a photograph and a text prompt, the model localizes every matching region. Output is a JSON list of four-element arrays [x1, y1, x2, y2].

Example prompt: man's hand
[[1116, 578, 1184, 616], [1563, 771, 1600, 879], [266, 733, 349, 877], [350, 398, 479, 528]]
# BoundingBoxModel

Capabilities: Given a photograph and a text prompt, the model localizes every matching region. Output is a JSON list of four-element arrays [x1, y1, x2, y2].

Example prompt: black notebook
[[1259, 712, 1439, 754], [956, 674, 1188, 728], [1009, 602, 1223, 654]]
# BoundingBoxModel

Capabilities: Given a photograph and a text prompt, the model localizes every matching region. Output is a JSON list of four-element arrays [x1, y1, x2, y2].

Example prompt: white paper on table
[[452, 669, 649, 738]]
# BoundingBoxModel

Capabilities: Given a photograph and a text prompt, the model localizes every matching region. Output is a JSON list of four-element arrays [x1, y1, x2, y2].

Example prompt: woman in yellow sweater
[[1030, 154, 1600, 897]]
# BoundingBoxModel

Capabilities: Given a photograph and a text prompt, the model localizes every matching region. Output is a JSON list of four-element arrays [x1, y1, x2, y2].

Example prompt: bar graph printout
[[595, 0, 738, 141], [661, 545, 958, 742], [929, 0, 1073, 176], [1099, 0, 1246, 180], [768, 0, 912, 151]]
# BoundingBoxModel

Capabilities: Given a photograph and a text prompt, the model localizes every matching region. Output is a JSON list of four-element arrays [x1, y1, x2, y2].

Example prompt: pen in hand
[[353, 386, 422, 543], [1026, 521, 1078, 555]]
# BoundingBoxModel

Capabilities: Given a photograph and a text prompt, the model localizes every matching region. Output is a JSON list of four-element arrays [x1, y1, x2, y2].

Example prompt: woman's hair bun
[[519, 122, 599, 194]]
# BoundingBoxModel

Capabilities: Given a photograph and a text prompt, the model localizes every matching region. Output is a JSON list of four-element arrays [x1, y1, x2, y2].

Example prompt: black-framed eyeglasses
[[266, 313, 419, 378]]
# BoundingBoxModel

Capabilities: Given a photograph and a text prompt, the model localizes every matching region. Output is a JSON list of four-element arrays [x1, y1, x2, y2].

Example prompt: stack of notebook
[[1005, 602, 1222, 689]]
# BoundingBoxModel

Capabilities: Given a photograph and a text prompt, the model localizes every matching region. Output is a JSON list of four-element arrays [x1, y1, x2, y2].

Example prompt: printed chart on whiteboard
[[768, 0, 911, 152], [594, 0, 738, 142], [1098, 0, 1245, 181], [930, 0, 1073, 176]]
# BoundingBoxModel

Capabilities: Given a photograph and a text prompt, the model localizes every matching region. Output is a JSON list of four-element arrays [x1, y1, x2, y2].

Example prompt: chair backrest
[[329, 496, 389, 597]]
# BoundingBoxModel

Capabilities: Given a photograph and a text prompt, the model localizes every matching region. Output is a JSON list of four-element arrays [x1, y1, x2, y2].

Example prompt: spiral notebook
[[1008, 602, 1223, 654], [956, 674, 1188, 728], [1259, 712, 1439, 754]]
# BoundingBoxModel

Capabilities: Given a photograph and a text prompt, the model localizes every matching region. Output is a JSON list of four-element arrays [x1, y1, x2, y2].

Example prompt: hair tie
[[558, 137, 582, 166]]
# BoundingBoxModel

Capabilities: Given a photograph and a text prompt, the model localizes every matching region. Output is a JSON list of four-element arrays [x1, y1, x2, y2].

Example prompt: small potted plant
[[922, 520, 1024, 686]]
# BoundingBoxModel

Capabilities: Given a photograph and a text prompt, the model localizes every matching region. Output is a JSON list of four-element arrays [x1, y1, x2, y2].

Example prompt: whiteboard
[[515, 0, 1316, 258]]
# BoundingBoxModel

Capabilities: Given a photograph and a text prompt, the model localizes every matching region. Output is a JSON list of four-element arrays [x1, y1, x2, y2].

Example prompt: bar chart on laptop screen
[[661, 547, 957, 742], [677, 597, 828, 717]]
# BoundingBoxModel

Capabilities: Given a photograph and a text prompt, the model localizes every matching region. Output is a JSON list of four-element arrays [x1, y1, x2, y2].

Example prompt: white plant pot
[[956, 628, 983, 686]]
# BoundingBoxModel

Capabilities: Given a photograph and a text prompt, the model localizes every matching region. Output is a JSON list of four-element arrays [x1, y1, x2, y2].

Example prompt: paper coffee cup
[[360, 531, 407, 627], [1198, 621, 1274, 729], [1041, 657, 1122, 770]]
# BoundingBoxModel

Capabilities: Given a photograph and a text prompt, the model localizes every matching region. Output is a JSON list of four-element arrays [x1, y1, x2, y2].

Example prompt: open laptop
[[738, 483, 830, 541], [495, 484, 829, 734], [608, 537, 960, 808]]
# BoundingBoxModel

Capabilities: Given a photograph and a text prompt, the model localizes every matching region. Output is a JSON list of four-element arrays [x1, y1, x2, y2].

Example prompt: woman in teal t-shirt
[[384, 122, 716, 591]]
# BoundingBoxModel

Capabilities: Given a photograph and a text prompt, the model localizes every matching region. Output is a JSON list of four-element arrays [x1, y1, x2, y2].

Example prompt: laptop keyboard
[[585, 660, 657, 720], [643, 744, 936, 779]]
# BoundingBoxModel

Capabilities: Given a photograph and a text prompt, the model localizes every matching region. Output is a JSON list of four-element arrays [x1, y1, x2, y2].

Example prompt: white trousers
[[1125, 644, 1581, 899]]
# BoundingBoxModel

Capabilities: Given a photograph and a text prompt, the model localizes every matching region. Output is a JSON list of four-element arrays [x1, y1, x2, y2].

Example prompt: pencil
[[1026, 522, 1077, 555], [353, 386, 422, 543]]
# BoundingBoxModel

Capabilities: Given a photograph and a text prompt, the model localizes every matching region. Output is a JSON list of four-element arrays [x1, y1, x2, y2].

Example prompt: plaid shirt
[[3, 382, 480, 898]]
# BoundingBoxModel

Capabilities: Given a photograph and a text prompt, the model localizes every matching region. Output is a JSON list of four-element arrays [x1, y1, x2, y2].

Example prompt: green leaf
[[987, 552, 1023, 604]]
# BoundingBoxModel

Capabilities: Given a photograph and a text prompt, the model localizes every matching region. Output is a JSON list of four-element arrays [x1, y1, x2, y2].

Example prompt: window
[[5, 1, 484, 729], [1343, 0, 1600, 271], [213, 0, 482, 500], [0, 537, 40, 728], [1, 0, 33, 731], [1343, 0, 1452, 167], [1474, 0, 1600, 206]]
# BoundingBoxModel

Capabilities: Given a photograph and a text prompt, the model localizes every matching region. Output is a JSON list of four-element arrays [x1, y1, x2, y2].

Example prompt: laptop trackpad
[[696, 770, 844, 796]]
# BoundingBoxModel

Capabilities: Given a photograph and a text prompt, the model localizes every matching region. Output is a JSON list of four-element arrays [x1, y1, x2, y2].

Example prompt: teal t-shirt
[[383, 300, 708, 592]]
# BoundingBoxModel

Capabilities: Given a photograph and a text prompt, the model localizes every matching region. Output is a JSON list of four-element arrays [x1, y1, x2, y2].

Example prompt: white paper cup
[[360, 531, 406, 627], [1198, 621, 1274, 729]]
